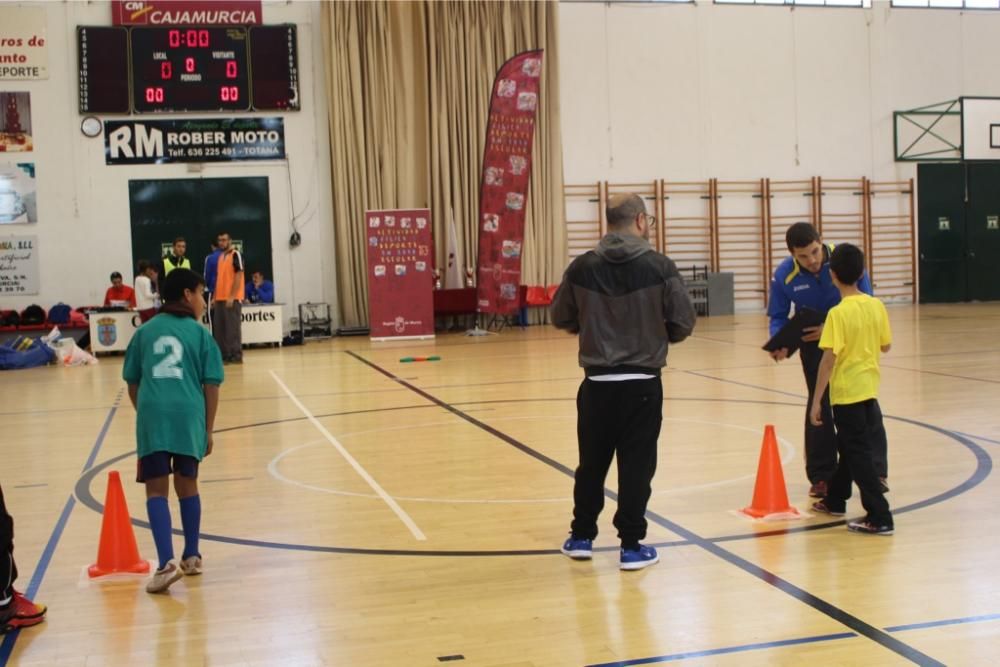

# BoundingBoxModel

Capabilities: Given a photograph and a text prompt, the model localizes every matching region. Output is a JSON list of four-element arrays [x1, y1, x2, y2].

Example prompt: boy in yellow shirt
[[809, 243, 893, 535]]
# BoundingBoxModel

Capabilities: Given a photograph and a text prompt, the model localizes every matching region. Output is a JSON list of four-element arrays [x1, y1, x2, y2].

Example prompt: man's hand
[[801, 324, 823, 342], [206, 432, 214, 457], [769, 348, 789, 362], [225, 298, 234, 308], [809, 401, 823, 426]]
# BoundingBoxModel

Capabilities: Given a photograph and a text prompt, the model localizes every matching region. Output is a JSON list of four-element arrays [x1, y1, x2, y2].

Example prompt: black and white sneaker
[[847, 519, 893, 536]]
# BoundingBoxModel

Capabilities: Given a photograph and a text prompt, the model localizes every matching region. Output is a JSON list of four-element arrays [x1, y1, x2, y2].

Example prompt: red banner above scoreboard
[[366, 209, 435, 341], [112, 1, 262, 26], [475, 50, 543, 316]]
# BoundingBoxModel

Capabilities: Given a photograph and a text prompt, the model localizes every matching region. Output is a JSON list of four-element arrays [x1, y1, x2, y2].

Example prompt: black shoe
[[847, 518, 893, 536], [811, 500, 845, 517]]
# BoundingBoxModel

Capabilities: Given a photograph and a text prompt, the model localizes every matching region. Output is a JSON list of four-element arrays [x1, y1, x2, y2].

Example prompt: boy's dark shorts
[[136, 451, 199, 483]]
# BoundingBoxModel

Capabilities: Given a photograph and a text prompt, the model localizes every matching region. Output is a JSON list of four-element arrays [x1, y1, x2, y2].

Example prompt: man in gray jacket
[[551, 193, 696, 570]]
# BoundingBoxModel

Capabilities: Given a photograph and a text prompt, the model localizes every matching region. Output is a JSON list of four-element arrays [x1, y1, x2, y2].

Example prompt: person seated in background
[[135, 260, 160, 323], [104, 271, 137, 308], [245, 271, 274, 304]]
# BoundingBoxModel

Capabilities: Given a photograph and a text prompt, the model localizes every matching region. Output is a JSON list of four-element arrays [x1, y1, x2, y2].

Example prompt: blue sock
[[179, 495, 201, 560], [145, 496, 174, 570]]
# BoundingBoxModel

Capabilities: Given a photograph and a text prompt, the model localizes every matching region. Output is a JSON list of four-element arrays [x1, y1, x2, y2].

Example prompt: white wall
[[559, 1, 1000, 183], [1, 0, 336, 330]]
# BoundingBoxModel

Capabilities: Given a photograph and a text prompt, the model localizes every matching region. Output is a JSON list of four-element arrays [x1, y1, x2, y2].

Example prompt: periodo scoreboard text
[[78, 25, 299, 114]]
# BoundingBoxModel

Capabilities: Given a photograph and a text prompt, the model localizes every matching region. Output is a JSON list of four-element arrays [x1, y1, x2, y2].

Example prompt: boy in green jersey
[[123, 269, 224, 593]]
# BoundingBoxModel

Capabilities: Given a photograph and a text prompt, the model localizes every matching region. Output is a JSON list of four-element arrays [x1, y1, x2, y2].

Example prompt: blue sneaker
[[560, 536, 593, 560], [620, 545, 659, 571]]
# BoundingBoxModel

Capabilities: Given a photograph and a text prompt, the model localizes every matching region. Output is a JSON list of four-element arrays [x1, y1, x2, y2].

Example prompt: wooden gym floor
[[1, 303, 998, 666]]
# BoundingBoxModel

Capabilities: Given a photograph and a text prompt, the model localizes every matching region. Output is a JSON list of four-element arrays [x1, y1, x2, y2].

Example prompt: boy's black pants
[[825, 399, 893, 527], [1, 483, 16, 602], [801, 341, 888, 482], [571, 377, 662, 546]]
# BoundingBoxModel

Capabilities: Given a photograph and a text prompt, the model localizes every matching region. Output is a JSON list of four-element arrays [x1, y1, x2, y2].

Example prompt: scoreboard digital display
[[78, 25, 299, 114]]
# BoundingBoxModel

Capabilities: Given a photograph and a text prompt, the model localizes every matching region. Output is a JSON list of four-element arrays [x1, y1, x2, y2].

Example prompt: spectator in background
[[135, 260, 160, 324], [212, 232, 244, 364], [245, 271, 274, 304], [203, 239, 220, 298], [161, 237, 191, 278], [104, 271, 136, 308]]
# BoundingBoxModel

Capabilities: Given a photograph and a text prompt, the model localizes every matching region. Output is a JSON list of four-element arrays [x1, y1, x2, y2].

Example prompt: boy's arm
[[203, 384, 219, 456], [127, 384, 139, 410], [809, 349, 836, 426]]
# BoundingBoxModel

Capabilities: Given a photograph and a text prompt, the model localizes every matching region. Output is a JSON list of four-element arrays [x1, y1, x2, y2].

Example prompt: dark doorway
[[128, 177, 273, 283], [917, 163, 1000, 303]]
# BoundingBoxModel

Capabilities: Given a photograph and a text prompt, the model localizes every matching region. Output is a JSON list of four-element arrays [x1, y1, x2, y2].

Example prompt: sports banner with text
[[365, 209, 435, 340], [475, 50, 543, 315]]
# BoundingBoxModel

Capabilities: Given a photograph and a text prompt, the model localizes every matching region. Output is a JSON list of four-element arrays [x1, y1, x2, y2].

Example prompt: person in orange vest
[[212, 231, 245, 364]]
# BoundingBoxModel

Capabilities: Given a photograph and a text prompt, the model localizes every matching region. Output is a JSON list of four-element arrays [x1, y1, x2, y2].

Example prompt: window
[[715, 0, 872, 6], [891, 0, 1000, 7]]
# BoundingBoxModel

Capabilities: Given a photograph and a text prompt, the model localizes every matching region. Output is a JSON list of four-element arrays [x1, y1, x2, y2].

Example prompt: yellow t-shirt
[[818, 294, 892, 406]]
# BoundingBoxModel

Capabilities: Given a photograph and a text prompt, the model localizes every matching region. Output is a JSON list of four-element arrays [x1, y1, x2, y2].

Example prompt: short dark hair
[[785, 222, 820, 251], [160, 268, 205, 302], [137, 259, 151, 273], [830, 243, 865, 286], [252, 269, 263, 276], [606, 193, 646, 229], [217, 231, 229, 239], [173, 236, 186, 245], [110, 271, 123, 281]]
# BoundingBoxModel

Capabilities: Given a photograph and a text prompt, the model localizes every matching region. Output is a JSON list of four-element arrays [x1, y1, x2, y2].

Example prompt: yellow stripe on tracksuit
[[784, 243, 835, 285]]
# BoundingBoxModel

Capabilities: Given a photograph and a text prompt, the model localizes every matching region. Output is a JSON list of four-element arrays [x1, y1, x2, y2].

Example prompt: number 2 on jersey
[[152, 335, 184, 379]]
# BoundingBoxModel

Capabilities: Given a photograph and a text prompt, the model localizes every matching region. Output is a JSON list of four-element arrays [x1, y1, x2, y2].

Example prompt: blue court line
[[587, 612, 1000, 666], [0, 391, 122, 667], [885, 612, 1000, 633], [76, 393, 987, 560], [586, 632, 858, 666], [345, 352, 945, 666], [955, 431, 1000, 447]]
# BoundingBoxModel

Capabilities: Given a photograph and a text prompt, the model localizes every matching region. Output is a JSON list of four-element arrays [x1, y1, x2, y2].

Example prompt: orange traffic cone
[[740, 425, 801, 520], [88, 471, 151, 578]]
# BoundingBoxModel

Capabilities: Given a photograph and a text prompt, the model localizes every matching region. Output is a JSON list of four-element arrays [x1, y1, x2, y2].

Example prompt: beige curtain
[[322, 0, 564, 327]]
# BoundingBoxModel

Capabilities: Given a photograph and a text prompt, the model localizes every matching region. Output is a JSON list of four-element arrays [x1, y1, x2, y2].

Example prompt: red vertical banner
[[476, 50, 544, 315], [366, 209, 435, 340]]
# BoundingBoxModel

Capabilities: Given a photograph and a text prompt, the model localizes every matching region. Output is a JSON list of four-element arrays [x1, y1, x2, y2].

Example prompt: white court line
[[268, 370, 427, 541], [266, 416, 797, 504]]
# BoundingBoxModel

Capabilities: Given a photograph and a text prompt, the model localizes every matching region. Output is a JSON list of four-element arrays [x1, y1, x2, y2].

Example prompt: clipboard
[[762, 307, 824, 356]]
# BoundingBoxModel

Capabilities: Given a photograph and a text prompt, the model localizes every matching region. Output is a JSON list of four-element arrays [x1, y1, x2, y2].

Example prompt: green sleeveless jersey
[[123, 313, 224, 460]]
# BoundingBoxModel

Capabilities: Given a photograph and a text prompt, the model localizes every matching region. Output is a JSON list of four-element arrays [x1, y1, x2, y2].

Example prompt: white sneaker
[[179, 556, 202, 576], [146, 560, 183, 593]]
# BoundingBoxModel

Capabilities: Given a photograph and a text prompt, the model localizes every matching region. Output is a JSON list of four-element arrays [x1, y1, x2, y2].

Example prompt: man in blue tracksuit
[[767, 222, 887, 498]]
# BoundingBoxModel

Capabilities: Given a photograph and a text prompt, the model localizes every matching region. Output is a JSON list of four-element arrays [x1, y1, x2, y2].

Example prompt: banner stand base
[[370, 335, 436, 342], [464, 326, 493, 337]]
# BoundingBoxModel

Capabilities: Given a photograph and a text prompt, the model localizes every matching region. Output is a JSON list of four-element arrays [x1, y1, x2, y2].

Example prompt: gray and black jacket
[[550, 233, 696, 377]]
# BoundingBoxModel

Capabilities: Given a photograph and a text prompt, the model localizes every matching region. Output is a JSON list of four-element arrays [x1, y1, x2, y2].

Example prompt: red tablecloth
[[432, 287, 528, 316]]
